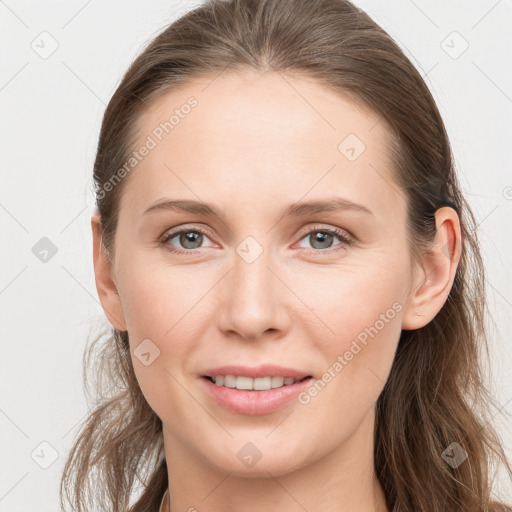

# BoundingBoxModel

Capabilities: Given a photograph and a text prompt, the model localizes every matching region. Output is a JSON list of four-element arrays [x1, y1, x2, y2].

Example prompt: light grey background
[[1, 0, 511, 510]]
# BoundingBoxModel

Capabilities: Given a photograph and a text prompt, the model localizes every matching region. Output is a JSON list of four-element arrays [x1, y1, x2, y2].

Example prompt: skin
[[92, 69, 462, 512]]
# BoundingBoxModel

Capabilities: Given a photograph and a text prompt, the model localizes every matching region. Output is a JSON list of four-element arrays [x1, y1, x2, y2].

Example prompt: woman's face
[[96, 70, 428, 476]]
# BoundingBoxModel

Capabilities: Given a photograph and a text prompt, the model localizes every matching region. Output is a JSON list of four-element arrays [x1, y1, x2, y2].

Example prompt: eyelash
[[160, 224, 352, 256]]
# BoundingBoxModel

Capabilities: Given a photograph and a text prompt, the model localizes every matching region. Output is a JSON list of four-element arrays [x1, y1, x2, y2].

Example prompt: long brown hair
[[60, 0, 512, 510]]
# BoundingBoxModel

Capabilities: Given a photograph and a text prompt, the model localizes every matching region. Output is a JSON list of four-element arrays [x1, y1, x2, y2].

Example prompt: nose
[[216, 247, 291, 342]]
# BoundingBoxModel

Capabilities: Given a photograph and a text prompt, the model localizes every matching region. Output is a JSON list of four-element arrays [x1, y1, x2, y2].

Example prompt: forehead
[[121, 70, 404, 222]]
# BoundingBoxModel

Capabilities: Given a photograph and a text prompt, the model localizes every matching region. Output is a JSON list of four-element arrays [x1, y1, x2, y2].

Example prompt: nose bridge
[[217, 238, 287, 340]]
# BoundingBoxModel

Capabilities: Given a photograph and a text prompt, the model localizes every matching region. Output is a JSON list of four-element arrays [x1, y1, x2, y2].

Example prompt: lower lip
[[200, 377, 314, 416]]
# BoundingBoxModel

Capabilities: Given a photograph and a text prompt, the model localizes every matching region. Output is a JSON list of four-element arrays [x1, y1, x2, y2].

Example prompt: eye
[[295, 225, 352, 254], [160, 226, 215, 254], [160, 224, 353, 255]]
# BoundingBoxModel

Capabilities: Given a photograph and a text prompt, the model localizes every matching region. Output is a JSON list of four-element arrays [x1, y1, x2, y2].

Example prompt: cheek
[[295, 255, 406, 403], [295, 253, 407, 339], [117, 262, 202, 419], [115, 252, 197, 337], [115, 257, 213, 391]]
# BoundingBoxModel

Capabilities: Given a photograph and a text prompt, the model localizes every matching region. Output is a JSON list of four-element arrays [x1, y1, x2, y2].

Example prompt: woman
[[60, 0, 512, 510]]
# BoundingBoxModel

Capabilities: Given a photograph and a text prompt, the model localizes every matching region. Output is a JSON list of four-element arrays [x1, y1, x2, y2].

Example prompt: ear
[[402, 206, 463, 331], [91, 213, 127, 331]]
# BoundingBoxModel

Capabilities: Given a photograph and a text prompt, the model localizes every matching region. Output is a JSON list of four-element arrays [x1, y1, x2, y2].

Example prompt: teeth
[[212, 375, 304, 390]]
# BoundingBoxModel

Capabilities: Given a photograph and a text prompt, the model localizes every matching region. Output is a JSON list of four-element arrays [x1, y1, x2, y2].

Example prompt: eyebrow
[[142, 197, 374, 220]]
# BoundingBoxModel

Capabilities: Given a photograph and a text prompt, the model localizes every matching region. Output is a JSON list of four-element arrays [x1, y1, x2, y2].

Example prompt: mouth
[[200, 373, 315, 415], [202, 374, 313, 391]]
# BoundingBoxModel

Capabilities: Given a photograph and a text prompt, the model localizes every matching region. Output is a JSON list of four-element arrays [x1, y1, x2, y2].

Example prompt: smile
[[204, 374, 311, 390]]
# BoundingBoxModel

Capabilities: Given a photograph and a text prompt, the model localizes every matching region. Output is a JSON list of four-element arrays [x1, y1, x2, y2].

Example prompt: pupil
[[181, 232, 202, 249], [312, 232, 332, 249]]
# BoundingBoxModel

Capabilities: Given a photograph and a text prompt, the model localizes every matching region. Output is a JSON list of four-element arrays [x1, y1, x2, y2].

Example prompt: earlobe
[[402, 207, 462, 331], [91, 214, 127, 331]]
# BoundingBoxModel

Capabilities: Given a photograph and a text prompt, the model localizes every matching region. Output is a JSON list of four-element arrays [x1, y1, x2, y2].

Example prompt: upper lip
[[202, 364, 312, 380]]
